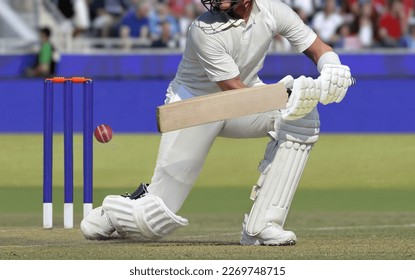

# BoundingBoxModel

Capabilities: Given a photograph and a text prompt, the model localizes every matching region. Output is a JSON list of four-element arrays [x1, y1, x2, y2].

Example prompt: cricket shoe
[[240, 214, 297, 246], [80, 206, 118, 240]]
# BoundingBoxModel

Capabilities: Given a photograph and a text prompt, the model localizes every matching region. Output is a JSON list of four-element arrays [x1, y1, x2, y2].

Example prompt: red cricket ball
[[94, 124, 113, 143]]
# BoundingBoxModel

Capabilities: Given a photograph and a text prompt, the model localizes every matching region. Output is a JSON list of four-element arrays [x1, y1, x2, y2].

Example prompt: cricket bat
[[156, 83, 289, 133]]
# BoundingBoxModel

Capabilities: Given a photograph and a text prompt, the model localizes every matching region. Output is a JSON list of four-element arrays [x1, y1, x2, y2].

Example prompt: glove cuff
[[317, 51, 341, 73]]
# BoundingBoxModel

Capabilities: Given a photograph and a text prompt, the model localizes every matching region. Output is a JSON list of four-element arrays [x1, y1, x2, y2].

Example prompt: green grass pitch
[[0, 134, 414, 259]]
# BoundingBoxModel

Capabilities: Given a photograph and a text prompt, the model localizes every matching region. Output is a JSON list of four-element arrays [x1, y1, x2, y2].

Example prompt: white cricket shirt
[[171, 0, 317, 97]]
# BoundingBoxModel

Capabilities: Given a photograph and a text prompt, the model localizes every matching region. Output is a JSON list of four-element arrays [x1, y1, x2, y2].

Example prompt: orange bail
[[45, 77, 92, 83]]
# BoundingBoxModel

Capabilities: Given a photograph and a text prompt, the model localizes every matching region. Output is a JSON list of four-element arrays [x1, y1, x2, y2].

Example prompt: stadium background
[[1, 53, 415, 134]]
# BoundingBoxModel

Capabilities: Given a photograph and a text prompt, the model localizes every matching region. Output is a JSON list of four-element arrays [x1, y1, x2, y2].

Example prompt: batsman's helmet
[[201, 0, 241, 14]]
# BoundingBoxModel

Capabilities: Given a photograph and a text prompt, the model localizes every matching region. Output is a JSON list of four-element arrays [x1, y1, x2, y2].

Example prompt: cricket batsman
[[81, 0, 353, 245]]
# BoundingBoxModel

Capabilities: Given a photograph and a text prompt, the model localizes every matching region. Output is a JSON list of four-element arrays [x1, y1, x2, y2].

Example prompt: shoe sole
[[241, 237, 297, 246]]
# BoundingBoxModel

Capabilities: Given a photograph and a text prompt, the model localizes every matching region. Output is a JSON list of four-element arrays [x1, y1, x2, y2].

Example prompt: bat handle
[[350, 77, 357, 86]]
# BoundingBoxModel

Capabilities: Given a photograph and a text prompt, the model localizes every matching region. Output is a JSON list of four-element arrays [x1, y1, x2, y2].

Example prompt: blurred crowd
[[50, 0, 415, 51], [282, 0, 415, 50]]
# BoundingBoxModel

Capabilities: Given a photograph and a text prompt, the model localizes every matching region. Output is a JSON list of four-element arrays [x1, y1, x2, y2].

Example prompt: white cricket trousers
[[147, 110, 277, 213]]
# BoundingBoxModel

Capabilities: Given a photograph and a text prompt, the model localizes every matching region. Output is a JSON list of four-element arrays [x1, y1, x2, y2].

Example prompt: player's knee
[[275, 108, 320, 144], [160, 158, 205, 183]]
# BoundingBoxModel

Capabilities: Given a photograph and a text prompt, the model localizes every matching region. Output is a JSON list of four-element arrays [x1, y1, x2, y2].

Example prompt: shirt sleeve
[[270, 2, 317, 53], [187, 23, 240, 82]]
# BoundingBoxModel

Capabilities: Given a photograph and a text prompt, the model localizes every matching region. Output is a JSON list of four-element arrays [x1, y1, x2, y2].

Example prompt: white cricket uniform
[[147, 0, 317, 213]]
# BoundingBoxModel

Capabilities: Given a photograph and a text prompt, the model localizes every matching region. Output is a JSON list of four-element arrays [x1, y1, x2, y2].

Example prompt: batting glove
[[319, 64, 353, 105], [281, 75, 320, 121]]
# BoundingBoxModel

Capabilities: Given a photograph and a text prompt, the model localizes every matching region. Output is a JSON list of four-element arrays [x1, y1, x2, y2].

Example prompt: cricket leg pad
[[245, 110, 320, 236], [80, 206, 118, 240], [102, 194, 189, 240]]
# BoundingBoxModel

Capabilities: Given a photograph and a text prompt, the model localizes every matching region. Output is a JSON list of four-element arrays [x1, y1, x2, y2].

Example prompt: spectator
[[359, 1, 375, 48], [377, 0, 406, 47], [177, 2, 198, 50], [402, 0, 414, 20], [72, 0, 91, 36], [167, 0, 194, 18], [89, 0, 132, 37], [53, 0, 74, 19], [292, 0, 324, 23], [333, 23, 362, 50], [148, 2, 180, 44], [53, 0, 90, 37], [311, 0, 344, 46], [403, 21, 415, 48], [25, 27, 55, 78], [372, 0, 388, 16], [119, 1, 151, 48], [151, 20, 177, 48], [341, 0, 360, 30]]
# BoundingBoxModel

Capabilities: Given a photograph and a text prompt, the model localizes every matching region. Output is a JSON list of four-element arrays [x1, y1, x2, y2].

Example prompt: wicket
[[43, 77, 93, 229]]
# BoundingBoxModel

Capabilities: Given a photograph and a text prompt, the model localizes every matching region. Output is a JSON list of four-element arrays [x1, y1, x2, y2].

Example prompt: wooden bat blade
[[157, 83, 288, 133]]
